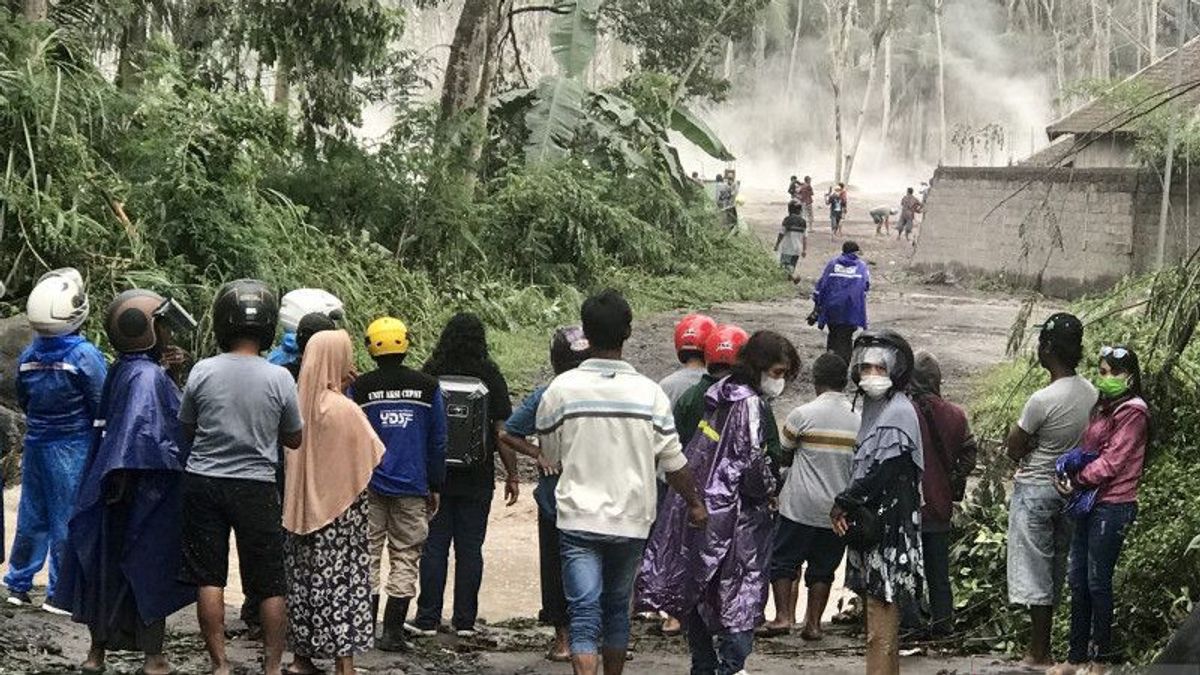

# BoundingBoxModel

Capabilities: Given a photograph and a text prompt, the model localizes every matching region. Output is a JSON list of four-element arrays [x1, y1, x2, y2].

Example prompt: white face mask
[[859, 374, 892, 399], [761, 375, 786, 399]]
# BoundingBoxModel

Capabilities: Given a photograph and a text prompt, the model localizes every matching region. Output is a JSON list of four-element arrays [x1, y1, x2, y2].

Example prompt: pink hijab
[[283, 330, 384, 535]]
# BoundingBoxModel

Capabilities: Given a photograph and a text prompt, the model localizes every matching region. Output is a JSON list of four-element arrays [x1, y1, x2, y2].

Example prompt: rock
[[0, 314, 32, 407]]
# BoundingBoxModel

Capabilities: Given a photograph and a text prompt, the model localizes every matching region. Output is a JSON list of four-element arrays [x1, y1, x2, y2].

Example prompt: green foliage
[[601, 0, 771, 102], [0, 11, 783, 385], [956, 271, 1200, 662]]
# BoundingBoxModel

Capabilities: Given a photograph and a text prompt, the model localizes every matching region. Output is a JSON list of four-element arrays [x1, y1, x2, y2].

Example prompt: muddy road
[[0, 193, 1045, 674]]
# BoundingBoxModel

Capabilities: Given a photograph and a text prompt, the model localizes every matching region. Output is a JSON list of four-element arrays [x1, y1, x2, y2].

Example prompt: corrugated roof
[[1046, 36, 1200, 139]]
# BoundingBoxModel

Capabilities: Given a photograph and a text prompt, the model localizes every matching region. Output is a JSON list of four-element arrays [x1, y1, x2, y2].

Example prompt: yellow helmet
[[365, 317, 409, 356]]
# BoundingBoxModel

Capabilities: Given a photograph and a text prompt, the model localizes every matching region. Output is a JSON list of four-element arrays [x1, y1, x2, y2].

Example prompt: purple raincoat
[[636, 378, 776, 633]]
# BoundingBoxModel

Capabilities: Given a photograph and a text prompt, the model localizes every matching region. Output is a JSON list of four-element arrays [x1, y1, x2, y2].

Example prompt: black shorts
[[179, 474, 287, 599], [769, 517, 846, 585]]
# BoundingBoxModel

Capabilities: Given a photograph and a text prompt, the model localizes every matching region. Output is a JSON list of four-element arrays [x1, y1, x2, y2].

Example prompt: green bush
[[0, 14, 785, 385]]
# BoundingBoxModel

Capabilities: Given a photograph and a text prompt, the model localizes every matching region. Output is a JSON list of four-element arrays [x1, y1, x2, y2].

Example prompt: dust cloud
[[680, 0, 1056, 199]]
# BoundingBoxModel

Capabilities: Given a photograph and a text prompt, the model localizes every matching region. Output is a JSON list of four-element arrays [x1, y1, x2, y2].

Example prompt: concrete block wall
[[910, 166, 1196, 297]]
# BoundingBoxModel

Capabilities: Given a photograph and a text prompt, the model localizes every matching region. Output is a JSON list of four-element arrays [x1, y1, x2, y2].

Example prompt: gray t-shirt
[[179, 353, 304, 483], [778, 392, 862, 528], [1015, 375, 1097, 484], [659, 367, 707, 408]]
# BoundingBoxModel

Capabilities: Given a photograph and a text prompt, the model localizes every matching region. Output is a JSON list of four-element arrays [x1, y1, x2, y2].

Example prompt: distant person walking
[[797, 176, 815, 229], [775, 201, 809, 279], [1005, 313, 1096, 668], [1050, 346, 1148, 672], [536, 290, 707, 675], [898, 188, 922, 241], [283, 330, 385, 675], [826, 184, 848, 237], [812, 241, 870, 365]]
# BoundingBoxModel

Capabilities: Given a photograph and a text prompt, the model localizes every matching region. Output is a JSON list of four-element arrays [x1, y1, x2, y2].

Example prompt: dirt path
[[0, 193, 1039, 674]]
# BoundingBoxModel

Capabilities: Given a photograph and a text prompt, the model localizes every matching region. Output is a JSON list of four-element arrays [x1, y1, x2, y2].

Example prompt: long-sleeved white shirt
[[536, 359, 687, 539]]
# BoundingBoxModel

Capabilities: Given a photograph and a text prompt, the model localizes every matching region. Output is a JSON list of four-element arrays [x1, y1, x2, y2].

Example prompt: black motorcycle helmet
[[849, 328, 915, 393], [211, 279, 279, 352]]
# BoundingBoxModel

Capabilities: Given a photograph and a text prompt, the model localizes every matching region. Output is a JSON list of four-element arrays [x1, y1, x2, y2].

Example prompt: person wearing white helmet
[[5, 268, 108, 614], [266, 288, 344, 370]]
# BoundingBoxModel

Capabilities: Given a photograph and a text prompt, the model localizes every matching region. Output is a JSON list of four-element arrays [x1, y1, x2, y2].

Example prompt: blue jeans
[[686, 609, 754, 675], [414, 494, 491, 631], [559, 529, 645, 655], [1068, 502, 1137, 664]]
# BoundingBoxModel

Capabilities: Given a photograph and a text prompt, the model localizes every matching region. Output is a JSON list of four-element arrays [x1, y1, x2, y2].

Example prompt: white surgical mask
[[761, 375, 786, 399], [859, 374, 892, 399]]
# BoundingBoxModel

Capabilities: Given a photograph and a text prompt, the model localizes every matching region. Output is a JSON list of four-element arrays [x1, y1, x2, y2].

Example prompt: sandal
[[545, 649, 571, 663]]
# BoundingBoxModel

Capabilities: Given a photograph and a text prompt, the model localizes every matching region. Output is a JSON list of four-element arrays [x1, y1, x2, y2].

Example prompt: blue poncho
[[59, 353, 195, 630]]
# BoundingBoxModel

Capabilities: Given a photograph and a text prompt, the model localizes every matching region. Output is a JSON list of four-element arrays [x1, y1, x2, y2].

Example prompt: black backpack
[[439, 376, 491, 468]]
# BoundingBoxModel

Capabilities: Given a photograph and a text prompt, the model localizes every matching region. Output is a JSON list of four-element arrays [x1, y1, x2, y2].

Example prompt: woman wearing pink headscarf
[[283, 330, 385, 675]]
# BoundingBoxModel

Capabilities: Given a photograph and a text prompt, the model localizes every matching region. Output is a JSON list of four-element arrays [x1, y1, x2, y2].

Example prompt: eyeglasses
[[1100, 346, 1130, 359]]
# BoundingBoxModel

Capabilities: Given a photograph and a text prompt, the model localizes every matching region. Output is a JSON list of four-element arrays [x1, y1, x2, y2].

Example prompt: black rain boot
[[377, 596, 411, 652], [370, 594, 380, 637]]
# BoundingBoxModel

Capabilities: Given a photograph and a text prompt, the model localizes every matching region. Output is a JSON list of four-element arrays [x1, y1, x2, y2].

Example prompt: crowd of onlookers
[[1, 265, 1149, 675]]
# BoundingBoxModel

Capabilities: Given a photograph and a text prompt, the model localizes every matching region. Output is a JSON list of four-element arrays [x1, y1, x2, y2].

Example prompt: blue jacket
[[267, 331, 299, 367], [352, 362, 448, 497], [813, 252, 870, 329], [17, 334, 107, 445]]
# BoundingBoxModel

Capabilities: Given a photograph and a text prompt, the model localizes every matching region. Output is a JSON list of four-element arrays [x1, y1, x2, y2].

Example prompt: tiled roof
[[1018, 134, 1077, 166], [1046, 36, 1200, 138]]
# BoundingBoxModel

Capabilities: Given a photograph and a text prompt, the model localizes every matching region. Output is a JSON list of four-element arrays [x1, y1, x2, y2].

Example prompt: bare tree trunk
[[673, 2, 735, 106], [116, 5, 148, 91], [934, 0, 946, 165], [1136, 0, 1145, 68], [440, 0, 495, 122], [880, 0, 894, 145], [786, 0, 804, 98], [273, 48, 291, 111], [22, 0, 46, 21], [826, 0, 851, 181], [1147, 0, 1159, 62], [844, 0, 899, 184]]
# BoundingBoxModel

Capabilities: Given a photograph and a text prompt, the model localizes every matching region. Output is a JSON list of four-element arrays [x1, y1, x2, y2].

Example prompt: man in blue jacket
[[812, 241, 870, 365], [6, 268, 107, 614], [353, 317, 448, 652]]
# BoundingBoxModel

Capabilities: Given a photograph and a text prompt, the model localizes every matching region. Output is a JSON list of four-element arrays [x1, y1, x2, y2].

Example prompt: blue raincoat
[[5, 334, 107, 599], [58, 354, 194, 638], [636, 378, 777, 633], [813, 252, 870, 329], [267, 331, 299, 367]]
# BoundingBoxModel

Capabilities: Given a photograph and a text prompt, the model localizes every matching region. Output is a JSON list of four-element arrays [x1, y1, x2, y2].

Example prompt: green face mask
[[1095, 374, 1129, 398]]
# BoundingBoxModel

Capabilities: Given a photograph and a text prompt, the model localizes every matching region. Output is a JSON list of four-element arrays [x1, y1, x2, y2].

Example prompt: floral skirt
[[285, 492, 373, 658]]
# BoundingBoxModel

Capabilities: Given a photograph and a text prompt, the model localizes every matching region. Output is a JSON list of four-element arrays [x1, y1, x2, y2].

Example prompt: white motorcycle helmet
[[278, 288, 344, 333], [26, 268, 89, 336]]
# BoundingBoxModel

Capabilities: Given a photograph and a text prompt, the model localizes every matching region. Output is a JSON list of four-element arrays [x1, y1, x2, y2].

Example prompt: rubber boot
[[378, 596, 411, 652]]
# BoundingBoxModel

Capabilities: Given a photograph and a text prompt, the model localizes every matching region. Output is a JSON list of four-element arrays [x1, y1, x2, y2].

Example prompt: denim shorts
[[1007, 480, 1073, 606]]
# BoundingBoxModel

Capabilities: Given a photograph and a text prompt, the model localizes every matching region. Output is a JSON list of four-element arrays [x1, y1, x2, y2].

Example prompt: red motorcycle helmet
[[704, 324, 750, 367], [674, 313, 717, 361]]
